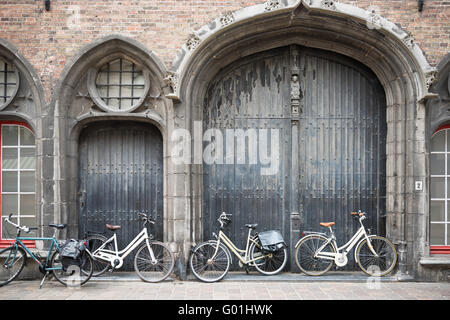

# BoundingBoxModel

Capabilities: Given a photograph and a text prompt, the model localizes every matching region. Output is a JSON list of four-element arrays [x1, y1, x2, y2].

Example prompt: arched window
[[0, 122, 35, 247], [430, 125, 450, 254], [0, 57, 19, 110], [88, 56, 150, 113]]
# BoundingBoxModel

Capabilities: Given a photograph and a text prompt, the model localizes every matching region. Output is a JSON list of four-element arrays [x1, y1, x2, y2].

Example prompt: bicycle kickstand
[[39, 271, 50, 289]]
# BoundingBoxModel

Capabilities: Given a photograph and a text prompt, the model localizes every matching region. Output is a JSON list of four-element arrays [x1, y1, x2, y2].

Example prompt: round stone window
[[0, 58, 19, 111], [88, 57, 150, 113]]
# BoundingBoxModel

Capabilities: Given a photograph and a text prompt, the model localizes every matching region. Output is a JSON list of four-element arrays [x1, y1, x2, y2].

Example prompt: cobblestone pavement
[[0, 279, 449, 300]]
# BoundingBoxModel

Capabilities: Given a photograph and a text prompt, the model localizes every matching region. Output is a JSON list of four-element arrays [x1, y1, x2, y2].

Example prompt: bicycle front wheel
[[294, 234, 335, 276], [134, 241, 175, 283], [189, 241, 230, 283], [356, 235, 397, 276], [0, 246, 26, 287], [249, 240, 287, 275], [50, 250, 94, 287]]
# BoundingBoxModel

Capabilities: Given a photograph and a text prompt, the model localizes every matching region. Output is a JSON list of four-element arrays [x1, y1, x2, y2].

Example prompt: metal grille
[[95, 58, 145, 110], [0, 60, 18, 104]]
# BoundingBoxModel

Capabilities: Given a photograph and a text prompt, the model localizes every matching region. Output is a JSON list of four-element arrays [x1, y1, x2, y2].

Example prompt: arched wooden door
[[202, 45, 386, 271], [78, 121, 163, 270]]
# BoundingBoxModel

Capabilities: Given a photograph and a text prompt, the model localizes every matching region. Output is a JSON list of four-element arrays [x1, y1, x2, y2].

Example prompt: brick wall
[[0, 0, 449, 102]]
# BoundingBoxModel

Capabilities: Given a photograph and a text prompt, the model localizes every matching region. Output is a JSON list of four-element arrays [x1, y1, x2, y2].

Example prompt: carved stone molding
[[186, 34, 201, 51], [164, 71, 179, 94], [425, 70, 438, 90], [264, 0, 281, 11], [403, 33, 415, 50], [367, 10, 383, 29], [219, 12, 234, 27], [320, 0, 337, 10]]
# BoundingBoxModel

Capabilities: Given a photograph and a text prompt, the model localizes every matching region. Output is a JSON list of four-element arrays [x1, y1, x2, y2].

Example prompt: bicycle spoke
[[51, 251, 94, 287], [0, 247, 25, 286], [295, 235, 335, 276], [189, 242, 230, 282], [251, 240, 287, 275], [357, 237, 397, 276], [134, 242, 174, 283]]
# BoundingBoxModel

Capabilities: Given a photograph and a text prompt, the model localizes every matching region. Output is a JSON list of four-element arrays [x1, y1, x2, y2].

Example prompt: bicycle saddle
[[48, 224, 67, 229], [106, 224, 121, 231], [320, 222, 335, 228], [244, 224, 258, 229]]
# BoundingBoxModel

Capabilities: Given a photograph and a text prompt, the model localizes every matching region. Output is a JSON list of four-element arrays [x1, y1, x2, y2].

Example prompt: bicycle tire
[[189, 241, 230, 283], [134, 241, 175, 283], [356, 235, 397, 276], [249, 240, 287, 275], [0, 246, 26, 287], [84, 234, 113, 276], [294, 234, 336, 276], [50, 249, 94, 287]]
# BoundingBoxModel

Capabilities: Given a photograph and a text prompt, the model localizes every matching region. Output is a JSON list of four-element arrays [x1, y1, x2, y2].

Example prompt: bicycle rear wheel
[[0, 246, 26, 287], [356, 235, 397, 276], [84, 234, 113, 276], [50, 249, 94, 287], [134, 241, 175, 283], [294, 234, 335, 276], [189, 241, 230, 283], [249, 240, 287, 275]]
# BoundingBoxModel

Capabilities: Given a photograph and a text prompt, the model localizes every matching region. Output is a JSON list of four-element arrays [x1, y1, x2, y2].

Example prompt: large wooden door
[[297, 48, 387, 269], [78, 121, 163, 270], [203, 47, 292, 269], [204, 45, 387, 271]]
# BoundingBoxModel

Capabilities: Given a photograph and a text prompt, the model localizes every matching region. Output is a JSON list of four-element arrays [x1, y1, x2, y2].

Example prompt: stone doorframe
[[49, 35, 192, 274], [166, 0, 437, 279]]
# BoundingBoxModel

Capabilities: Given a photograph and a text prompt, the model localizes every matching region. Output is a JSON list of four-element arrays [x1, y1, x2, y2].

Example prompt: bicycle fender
[[354, 234, 377, 263], [294, 233, 327, 248]]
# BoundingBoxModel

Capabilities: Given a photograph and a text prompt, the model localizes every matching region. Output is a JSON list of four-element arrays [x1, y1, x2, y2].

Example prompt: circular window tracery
[[0, 58, 19, 110], [88, 56, 150, 113]]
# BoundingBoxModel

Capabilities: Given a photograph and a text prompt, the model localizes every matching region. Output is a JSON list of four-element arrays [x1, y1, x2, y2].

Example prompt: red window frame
[[430, 125, 450, 254], [0, 121, 35, 248]]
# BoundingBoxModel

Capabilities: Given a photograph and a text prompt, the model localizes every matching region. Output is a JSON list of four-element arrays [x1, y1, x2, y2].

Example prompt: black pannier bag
[[60, 239, 86, 270], [257, 230, 287, 252]]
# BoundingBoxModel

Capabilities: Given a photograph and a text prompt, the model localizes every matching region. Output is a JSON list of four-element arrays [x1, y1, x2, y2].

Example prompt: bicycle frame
[[212, 229, 266, 266], [300, 218, 378, 262], [315, 226, 371, 260], [92, 227, 156, 268], [5, 237, 62, 272]]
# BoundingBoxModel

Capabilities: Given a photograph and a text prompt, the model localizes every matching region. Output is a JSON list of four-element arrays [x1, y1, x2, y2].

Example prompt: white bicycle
[[189, 212, 288, 282], [294, 210, 397, 276], [83, 212, 174, 282]]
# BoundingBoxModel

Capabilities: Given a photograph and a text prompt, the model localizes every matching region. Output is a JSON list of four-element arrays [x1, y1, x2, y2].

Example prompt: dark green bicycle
[[0, 214, 94, 288]]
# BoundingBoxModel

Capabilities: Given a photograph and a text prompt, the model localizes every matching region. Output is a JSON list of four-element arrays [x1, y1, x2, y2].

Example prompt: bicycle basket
[[257, 230, 287, 252], [60, 239, 86, 270]]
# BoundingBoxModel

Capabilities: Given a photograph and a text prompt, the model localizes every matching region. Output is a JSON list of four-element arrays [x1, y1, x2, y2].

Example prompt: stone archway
[[50, 35, 175, 249], [168, 0, 436, 278]]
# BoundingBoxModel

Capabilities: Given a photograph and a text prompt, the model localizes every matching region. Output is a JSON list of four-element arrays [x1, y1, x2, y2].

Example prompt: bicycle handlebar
[[351, 210, 367, 222], [138, 212, 155, 224], [351, 210, 366, 217], [219, 212, 232, 220], [217, 212, 232, 228], [3, 214, 34, 233]]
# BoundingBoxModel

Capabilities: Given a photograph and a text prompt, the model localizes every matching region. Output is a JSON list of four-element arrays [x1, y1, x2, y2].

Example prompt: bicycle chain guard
[[334, 253, 348, 267]]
